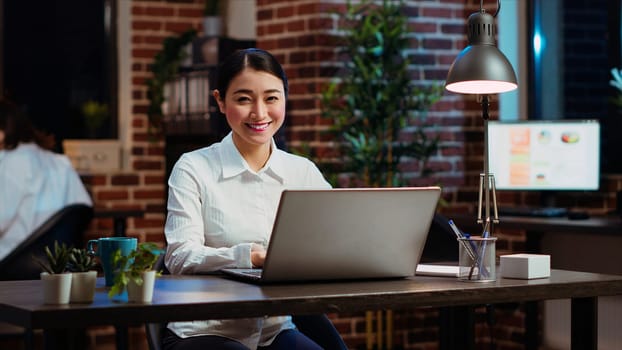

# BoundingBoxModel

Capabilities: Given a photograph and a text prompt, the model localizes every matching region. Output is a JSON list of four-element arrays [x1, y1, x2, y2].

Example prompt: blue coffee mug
[[87, 237, 137, 286]]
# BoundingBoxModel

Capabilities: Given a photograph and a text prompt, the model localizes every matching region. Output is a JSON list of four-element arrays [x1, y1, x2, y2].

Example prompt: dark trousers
[[162, 328, 323, 350]]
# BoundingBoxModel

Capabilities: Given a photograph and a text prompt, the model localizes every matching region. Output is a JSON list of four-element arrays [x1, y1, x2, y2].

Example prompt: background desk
[[449, 213, 622, 233], [1, 270, 622, 350], [452, 213, 622, 349], [93, 208, 145, 237], [451, 214, 622, 272]]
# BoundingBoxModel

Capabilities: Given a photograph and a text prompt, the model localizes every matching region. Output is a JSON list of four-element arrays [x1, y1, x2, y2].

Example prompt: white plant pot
[[202, 16, 222, 37], [70, 270, 98, 303], [126, 270, 156, 303], [41, 272, 73, 305]]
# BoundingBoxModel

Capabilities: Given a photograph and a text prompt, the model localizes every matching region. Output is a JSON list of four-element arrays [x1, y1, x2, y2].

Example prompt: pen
[[464, 233, 481, 280], [448, 220, 477, 261], [477, 231, 490, 278]]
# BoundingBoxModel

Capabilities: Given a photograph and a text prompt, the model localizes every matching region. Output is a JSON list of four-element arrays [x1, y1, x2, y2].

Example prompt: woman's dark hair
[[0, 98, 55, 151], [216, 48, 288, 99]]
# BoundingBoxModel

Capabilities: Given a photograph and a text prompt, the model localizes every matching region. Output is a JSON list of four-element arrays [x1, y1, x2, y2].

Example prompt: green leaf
[[108, 242, 164, 299], [33, 240, 73, 274]]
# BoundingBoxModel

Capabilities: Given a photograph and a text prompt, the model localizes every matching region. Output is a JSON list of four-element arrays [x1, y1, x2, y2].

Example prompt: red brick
[[145, 232, 166, 243], [267, 23, 285, 35], [134, 189, 165, 200], [421, 6, 454, 18], [111, 175, 140, 186], [177, 8, 202, 18], [96, 190, 129, 201], [276, 6, 295, 18], [145, 175, 165, 185], [145, 7, 175, 17], [93, 218, 114, 231], [132, 20, 162, 31], [164, 22, 198, 33], [411, 21, 438, 34], [286, 19, 305, 32], [257, 8, 273, 21], [80, 174, 107, 186], [135, 217, 166, 229], [297, 3, 318, 16], [145, 203, 166, 214], [132, 48, 161, 59], [133, 160, 163, 171]]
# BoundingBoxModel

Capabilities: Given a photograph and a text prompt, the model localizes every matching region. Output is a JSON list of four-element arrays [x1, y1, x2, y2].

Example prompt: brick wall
[[83, 0, 205, 246], [74, 0, 622, 349]]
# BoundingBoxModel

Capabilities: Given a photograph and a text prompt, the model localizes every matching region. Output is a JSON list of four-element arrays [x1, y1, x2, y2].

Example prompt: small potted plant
[[108, 242, 163, 303], [34, 241, 73, 304], [81, 100, 109, 138], [68, 247, 98, 303]]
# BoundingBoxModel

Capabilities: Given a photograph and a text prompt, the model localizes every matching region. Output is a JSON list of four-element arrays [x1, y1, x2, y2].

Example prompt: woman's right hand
[[251, 243, 267, 268]]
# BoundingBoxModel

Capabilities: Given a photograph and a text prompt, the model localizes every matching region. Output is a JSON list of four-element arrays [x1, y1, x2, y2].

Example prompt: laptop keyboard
[[241, 269, 263, 277]]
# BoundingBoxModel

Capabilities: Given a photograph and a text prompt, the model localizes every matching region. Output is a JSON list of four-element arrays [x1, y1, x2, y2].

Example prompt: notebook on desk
[[220, 186, 441, 284]]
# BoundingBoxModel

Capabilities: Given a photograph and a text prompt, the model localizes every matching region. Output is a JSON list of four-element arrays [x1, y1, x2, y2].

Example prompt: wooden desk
[[93, 208, 145, 237], [1, 270, 621, 350]]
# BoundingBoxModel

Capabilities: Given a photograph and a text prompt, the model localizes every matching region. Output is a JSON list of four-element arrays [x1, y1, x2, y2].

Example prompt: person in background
[[163, 48, 345, 349], [0, 98, 92, 262]]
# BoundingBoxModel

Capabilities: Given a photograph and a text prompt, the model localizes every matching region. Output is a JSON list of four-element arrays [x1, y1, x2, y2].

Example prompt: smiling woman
[[1, 0, 117, 148], [162, 48, 344, 350]]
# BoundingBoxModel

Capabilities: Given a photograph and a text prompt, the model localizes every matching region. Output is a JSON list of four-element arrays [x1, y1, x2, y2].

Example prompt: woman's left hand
[[250, 243, 267, 267]]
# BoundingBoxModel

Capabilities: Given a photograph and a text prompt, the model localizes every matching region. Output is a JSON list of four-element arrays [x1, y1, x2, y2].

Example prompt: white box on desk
[[500, 253, 550, 279]]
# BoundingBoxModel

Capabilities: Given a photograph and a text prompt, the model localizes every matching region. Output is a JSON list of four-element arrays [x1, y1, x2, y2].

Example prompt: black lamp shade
[[445, 10, 518, 94]]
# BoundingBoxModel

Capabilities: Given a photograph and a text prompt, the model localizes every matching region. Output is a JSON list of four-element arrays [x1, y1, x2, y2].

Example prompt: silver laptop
[[220, 186, 441, 284]]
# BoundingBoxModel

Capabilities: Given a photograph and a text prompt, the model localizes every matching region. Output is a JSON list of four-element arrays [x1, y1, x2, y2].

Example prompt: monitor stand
[[536, 192, 570, 217], [539, 191, 559, 209], [542, 191, 591, 220], [498, 192, 568, 218]]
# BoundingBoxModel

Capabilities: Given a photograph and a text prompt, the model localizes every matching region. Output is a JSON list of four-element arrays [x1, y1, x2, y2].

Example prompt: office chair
[[0, 204, 94, 281], [145, 248, 348, 350], [0, 203, 94, 280]]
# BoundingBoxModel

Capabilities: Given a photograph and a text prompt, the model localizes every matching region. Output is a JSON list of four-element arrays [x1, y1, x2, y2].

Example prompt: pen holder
[[458, 236, 497, 282]]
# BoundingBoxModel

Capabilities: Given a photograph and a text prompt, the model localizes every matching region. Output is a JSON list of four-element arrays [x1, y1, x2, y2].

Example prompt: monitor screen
[[487, 120, 600, 191]]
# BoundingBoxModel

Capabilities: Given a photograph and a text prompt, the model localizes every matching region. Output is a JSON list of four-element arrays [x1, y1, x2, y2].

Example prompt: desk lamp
[[445, 0, 518, 236]]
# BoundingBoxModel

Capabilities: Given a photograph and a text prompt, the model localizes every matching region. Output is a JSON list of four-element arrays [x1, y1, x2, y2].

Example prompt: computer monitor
[[487, 120, 600, 193]]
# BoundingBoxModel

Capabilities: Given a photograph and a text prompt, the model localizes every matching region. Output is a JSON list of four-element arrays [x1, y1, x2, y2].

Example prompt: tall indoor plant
[[319, 2, 444, 346], [320, 0, 443, 187]]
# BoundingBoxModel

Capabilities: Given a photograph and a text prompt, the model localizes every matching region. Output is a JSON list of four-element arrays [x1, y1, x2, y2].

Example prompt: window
[[1, 0, 117, 147], [505, 0, 621, 173]]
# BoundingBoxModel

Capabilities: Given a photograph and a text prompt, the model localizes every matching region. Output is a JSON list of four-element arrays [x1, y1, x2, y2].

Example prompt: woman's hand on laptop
[[251, 243, 266, 268]]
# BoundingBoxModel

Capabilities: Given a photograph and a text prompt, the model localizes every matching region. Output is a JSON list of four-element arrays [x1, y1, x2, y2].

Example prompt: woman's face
[[214, 68, 286, 155]]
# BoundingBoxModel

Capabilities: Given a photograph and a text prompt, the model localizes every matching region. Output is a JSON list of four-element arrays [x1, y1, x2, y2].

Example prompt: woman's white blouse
[[164, 132, 330, 348]]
